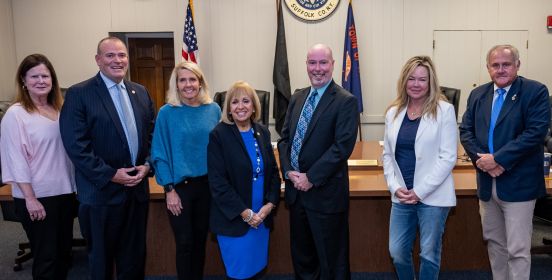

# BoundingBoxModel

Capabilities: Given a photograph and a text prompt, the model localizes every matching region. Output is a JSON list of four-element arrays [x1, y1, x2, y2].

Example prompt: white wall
[[5, 0, 552, 140], [0, 0, 17, 100]]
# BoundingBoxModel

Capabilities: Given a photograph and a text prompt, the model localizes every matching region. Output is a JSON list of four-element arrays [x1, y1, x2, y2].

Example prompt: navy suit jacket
[[207, 122, 281, 236], [278, 80, 359, 213], [459, 76, 550, 202], [60, 73, 155, 205]]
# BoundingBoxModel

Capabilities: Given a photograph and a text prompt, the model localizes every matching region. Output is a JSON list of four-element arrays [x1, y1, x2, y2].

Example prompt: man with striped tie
[[460, 44, 550, 280], [278, 44, 359, 280]]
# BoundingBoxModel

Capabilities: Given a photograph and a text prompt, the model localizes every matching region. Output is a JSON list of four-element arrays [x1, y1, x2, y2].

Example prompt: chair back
[[440, 86, 461, 119], [214, 90, 270, 126]]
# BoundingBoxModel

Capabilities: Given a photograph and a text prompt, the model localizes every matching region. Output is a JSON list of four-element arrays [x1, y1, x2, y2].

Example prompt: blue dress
[[217, 129, 269, 279]]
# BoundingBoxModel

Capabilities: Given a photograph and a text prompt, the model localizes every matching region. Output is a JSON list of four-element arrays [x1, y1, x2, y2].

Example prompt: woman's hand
[[257, 203, 275, 221], [249, 213, 264, 229], [241, 208, 264, 229], [25, 197, 46, 221], [395, 187, 419, 204], [166, 190, 183, 216]]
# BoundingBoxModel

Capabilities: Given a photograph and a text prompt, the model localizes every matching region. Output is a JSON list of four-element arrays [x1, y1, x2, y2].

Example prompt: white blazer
[[383, 100, 457, 207]]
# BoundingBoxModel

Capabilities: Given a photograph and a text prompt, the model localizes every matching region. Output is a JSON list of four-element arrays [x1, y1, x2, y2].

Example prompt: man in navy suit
[[278, 44, 358, 280], [60, 37, 155, 280], [460, 44, 550, 280]]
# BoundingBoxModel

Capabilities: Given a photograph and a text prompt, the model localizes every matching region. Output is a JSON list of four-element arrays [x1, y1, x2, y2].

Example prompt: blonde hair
[[386, 56, 444, 119], [221, 81, 261, 124], [166, 61, 212, 106]]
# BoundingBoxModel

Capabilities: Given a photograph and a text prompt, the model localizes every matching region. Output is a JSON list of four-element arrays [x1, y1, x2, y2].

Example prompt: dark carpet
[[1, 210, 551, 280]]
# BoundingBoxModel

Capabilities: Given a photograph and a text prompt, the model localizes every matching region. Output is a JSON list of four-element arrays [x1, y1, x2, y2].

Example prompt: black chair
[[0, 101, 31, 271], [213, 90, 271, 126], [0, 192, 86, 271], [0, 197, 33, 271], [533, 197, 552, 254], [534, 95, 552, 255], [440, 86, 461, 120], [543, 96, 552, 152]]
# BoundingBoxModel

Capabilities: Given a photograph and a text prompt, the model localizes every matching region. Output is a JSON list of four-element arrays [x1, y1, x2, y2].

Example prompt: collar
[[311, 80, 332, 96], [493, 83, 512, 95], [99, 71, 125, 90]]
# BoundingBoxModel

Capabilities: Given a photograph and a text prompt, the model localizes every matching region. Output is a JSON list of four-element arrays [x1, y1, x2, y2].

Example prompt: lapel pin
[[131, 90, 136, 94], [511, 94, 516, 101]]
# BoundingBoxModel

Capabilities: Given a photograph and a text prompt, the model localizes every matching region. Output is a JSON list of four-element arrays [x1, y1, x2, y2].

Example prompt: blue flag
[[342, 0, 363, 113]]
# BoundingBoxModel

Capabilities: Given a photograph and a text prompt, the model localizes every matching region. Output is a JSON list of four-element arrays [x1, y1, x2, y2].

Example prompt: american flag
[[182, 1, 199, 63]]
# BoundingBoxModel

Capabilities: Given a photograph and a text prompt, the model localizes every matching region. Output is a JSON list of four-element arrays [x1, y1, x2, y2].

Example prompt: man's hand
[[476, 153, 505, 177], [111, 165, 149, 187], [289, 171, 313, 191], [476, 153, 498, 172], [487, 165, 505, 178]]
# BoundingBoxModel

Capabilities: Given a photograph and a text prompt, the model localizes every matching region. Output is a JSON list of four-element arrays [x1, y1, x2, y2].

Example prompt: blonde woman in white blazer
[[383, 56, 457, 280]]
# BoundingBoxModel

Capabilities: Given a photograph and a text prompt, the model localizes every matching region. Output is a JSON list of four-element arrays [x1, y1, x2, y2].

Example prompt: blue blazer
[[277, 81, 359, 213], [60, 73, 155, 205], [459, 76, 550, 202]]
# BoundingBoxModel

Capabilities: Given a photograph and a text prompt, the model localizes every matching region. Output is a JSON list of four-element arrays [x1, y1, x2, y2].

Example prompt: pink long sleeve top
[[1, 104, 75, 199]]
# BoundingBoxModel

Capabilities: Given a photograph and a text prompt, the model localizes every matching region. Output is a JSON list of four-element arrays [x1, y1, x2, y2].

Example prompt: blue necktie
[[488, 88, 506, 154], [116, 84, 139, 165], [291, 90, 318, 170]]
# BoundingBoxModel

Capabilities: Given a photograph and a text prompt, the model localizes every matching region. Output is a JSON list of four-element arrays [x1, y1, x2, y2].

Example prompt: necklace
[[407, 105, 422, 118], [251, 128, 261, 181]]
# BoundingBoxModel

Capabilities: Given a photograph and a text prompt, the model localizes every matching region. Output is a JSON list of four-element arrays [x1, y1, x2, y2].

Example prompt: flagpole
[[189, 0, 194, 19]]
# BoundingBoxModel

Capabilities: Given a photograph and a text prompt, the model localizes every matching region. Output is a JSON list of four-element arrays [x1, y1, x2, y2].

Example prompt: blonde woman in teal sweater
[[151, 61, 220, 280]]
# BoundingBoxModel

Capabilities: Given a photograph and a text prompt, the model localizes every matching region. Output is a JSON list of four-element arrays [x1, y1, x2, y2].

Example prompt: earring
[[22, 85, 27, 90]]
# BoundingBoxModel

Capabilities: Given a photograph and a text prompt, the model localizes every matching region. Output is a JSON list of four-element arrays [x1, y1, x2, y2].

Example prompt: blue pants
[[388, 202, 450, 280]]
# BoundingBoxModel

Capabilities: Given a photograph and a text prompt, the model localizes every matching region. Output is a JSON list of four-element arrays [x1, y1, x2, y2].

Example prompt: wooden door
[[128, 38, 175, 113]]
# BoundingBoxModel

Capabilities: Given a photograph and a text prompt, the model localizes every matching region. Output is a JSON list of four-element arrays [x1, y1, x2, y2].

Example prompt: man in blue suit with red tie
[[460, 44, 550, 280], [60, 37, 155, 280]]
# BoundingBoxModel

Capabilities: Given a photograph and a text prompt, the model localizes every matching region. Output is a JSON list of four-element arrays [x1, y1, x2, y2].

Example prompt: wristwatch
[[163, 184, 175, 193]]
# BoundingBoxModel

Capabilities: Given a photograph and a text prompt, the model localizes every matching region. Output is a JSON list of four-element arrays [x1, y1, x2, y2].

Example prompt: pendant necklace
[[251, 128, 261, 180]]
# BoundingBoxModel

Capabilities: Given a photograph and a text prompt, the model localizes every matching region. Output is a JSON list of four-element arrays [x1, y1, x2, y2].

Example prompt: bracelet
[[242, 209, 253, 223]]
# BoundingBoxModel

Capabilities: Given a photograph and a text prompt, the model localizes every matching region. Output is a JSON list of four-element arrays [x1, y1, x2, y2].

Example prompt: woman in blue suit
[[208, 81, 281, 280], [383, 56, 457, 280]]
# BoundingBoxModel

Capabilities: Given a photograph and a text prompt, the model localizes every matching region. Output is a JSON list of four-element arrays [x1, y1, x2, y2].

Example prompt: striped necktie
[[291, 90, 318, 170]]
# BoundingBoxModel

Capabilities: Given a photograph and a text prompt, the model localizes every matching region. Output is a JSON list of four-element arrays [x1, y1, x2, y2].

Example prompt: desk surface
[[1, 141, 548, 200], [147, 141, 476, 199], [347, 140, 473, 169]]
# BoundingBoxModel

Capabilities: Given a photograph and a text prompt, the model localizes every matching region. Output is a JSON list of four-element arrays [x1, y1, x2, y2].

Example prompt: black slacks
[[167, 176, 211, 280], [289, 194, 351, 280], [78, 191, 148, 280], [14, 193, 77, 280]]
